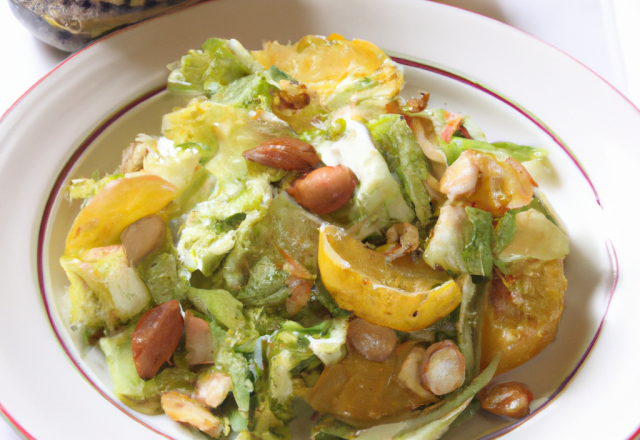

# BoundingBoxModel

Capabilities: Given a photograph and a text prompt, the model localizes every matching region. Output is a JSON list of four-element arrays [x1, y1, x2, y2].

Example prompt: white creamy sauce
[[316, 118, 414, 223]]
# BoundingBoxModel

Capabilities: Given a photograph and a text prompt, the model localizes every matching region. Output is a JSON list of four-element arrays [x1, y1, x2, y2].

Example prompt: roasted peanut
[[347, 317, 398, 362], [286, 165, 357, 215], [132, 300, 183, 380], [479, 382, 533, 418]]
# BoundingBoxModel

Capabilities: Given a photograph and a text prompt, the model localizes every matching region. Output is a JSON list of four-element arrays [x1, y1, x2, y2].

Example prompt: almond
[[132, 300, 183, 380], [286, 165, 357, 215], [120, 214, 165, 266], [242, 137, 320, 171], [185, 310, 215, 366]]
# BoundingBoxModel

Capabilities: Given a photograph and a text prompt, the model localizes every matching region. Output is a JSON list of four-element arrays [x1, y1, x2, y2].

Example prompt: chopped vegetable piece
[[65, 175, 177, 255], [482, 261, 566, 375], [319, 224, 461, 331]]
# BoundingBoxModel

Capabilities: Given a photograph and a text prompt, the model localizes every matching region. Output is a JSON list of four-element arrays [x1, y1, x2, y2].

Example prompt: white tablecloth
[[0, 0, 638, 438]]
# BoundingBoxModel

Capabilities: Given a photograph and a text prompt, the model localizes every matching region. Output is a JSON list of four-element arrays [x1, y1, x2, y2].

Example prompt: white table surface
[[0, 0, 638, 438]]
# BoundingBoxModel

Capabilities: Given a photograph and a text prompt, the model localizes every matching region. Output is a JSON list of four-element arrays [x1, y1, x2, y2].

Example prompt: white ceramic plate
[[1, 0, 640, 438]]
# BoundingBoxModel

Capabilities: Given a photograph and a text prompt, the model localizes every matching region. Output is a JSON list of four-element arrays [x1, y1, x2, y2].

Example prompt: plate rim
[[1, 0, 639, 438]]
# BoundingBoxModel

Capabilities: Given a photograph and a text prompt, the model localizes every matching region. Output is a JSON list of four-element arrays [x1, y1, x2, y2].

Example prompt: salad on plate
[[59, 34, 569, 439]]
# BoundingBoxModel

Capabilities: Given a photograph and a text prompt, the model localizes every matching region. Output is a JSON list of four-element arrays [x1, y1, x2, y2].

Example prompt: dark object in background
[[8, 0, 200, 52]]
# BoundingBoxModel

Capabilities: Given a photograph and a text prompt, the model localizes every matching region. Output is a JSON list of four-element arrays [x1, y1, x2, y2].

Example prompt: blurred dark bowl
[[8, 0, 201, 52]]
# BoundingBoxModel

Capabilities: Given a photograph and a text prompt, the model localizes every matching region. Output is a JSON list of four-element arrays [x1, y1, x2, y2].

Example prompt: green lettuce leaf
[[236, 256, 290, 307], [462, 207, 494, 277], [407, 108, 546, 165], [423, 205, 467, 274], [455, 275, 488, 383], [138, 252, 189, 305], [167, 38, 252, 96], [424, 206, 494, 277], [187, 287, 245, 330], [223, 192, 321, 293], [250, 356, 291, 440], [494, 197, 563, 255], [495, 208, 569, 267], [367, 114, 433, 225], [215, 344, 254, 413], [141, 136, 203, 195], [61, 245, 151, 331], [444, 138, 548, 164], [211, 73, 275, 112], [266, 319, 346, 423], [178, 209, 255, 276], [303, 318, 348, 366]]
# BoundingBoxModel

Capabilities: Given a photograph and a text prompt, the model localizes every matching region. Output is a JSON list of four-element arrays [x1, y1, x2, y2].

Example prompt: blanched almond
[[161, 391, 224, 437], [397, 345, 438, 401], [132, 300, 183, 380], [347, 317, 398, 362], [242, 137, 320, 171], [121, 214, 165, 266], [194, 372, 233, 409], [419, 340, 465, 395], [185, 311, 215, 366], [287, 165, 357, 215], [479, 382, 533, 418]]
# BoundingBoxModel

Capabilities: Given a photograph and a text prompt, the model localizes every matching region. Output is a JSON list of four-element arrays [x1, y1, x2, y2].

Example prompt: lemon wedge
[[65, 174, 176, 255], [318, 224, 461, 331]]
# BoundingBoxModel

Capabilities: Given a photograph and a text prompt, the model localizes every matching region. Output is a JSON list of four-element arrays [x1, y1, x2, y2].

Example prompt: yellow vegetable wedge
[[251, 34, 401, 103], [481, 259, 566, 376], [318, 224, 461, 331], [65, 174, 177, 255]]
